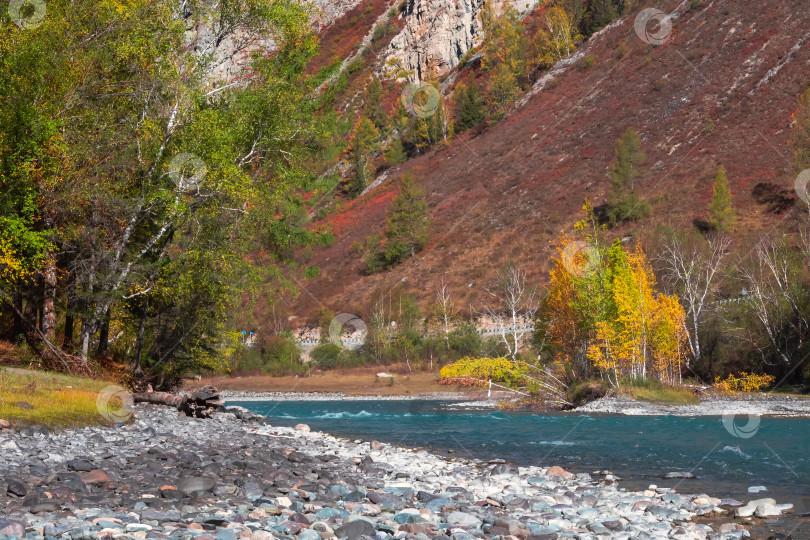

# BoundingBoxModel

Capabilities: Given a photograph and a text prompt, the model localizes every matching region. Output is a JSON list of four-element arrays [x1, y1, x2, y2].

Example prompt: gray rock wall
[[386, 0, 539, 81]]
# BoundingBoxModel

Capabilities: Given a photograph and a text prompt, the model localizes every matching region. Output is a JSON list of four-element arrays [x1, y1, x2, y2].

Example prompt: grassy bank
[[0, 368, 122, 428], [619, 379, 700, 405]]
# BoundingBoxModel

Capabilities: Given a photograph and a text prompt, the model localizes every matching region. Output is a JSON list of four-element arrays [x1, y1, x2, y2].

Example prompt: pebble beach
[[0, 403, 789, 540]]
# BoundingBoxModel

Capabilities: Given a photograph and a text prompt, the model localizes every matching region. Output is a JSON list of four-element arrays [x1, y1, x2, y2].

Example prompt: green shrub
[[234, 337, 306, 376], [347, 57, 365, 75], [310, 343, 367, 370], [311, 343, 342, 368], [566, 379, 608, 406], [447, 323, 483, 357], [235, 347, 265, 372], [608, 192, 652, 224], [263, 356, 308, 377]]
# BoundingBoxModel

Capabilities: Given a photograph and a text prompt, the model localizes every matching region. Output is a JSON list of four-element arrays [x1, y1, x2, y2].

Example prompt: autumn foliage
[[714, 372, 775, 394], [439, 356, 533, 387], [541, 201, 688, 388]]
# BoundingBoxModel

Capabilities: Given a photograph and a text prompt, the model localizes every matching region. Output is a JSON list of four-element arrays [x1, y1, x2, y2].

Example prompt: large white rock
[[736, 498, 775, 517], [386, 0, 540, 80]]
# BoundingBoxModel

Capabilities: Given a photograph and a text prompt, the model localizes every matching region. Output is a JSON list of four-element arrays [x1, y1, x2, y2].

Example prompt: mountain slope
[[292, 0, 810, 322]]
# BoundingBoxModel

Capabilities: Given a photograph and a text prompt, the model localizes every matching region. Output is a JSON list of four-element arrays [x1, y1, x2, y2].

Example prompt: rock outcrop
[[183, 0, 365, 86], [386, 0, 539, 80]]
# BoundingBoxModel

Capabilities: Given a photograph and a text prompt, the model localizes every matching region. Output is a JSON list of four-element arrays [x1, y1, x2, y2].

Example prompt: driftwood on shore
[[132, 385, 223, 418]]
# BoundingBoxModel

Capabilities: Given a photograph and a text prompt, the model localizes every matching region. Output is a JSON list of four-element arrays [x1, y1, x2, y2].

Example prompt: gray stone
[[215, 528, 238, 540], [67, 459, 94, 472], [489, 464, 515, 476], [334, 519, 376, 539], [444, 511, 481, 527], [6, 479, 28, 497], [0, 519, 25, 537], [663, 472, 694, 479], [178, 476, 216, 495], [140, 509, 182, 522]]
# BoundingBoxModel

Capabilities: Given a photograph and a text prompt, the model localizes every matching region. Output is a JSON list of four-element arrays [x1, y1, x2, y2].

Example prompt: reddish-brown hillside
[[292, 0, 810, 323]]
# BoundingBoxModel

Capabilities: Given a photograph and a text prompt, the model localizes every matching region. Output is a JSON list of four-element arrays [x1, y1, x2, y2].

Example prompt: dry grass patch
[[0, 369, 122, 428], [622, 384, 700, 405]]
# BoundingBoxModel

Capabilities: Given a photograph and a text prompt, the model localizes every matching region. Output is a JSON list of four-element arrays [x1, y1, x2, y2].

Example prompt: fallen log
[[132, 385, 223, 418]]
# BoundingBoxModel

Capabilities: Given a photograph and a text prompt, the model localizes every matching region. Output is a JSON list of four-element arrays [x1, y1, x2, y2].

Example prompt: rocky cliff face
[[184, 0, 365, 85], [386, 0, 538, 80], [310, 0, 366, 28]]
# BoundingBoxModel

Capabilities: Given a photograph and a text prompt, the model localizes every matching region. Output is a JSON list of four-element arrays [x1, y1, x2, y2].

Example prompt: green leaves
[[0, 0, 339, 385], [364, 173, 430, 273], [608, 127, 651, 225]]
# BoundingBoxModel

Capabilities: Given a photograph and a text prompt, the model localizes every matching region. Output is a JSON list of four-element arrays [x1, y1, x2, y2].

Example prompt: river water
[[230, 399, 810, 537]]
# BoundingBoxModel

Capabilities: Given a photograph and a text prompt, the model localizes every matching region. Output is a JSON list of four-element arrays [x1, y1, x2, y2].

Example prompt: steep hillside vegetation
[[290, 0, 810, 320]]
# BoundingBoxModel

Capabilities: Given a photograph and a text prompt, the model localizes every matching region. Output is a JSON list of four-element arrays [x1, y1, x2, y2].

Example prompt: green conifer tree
[[365, 174, 430, 272], [709, 165, 735, 231], [384, 137, 407, 165], [454, 75, 485, 132], [348, 117, 379, 197], [383, 173, 430, 264], [365, 76, 388, 131], [608, 127, 651, 225], [585, 0, 619, 35]]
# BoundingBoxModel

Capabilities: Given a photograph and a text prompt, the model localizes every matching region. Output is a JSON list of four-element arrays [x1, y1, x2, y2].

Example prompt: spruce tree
[[585, 0, 619, 35], [608, 127, 651, 225], [348, 117, 379, 197], [454, 75, 485, 132], [384, 137, 407, 165], [709, 165, 735, 232], [378, 174, 430, 269], [365, 76, 387, 131]]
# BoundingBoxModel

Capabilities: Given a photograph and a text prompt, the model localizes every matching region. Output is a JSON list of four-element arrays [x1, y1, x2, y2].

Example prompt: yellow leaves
[[534, 6, 583, 68], [439, 356, 532, 387], [584, 242, 688, 385], [714, 372, 775, 394], [0, 235, 29, 285]]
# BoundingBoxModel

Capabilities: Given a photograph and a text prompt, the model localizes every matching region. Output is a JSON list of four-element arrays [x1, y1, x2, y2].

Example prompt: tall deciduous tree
[[483, 265, 538, 359], [0, 0, 334, 386], [657, 234, 730, 368], [545, 203, 687, 386], [534, 7, 582, 68]]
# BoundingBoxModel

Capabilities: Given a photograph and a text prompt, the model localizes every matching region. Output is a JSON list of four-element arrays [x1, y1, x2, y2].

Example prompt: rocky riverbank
[[0, 404, 777, 540], [575, 395, 810, 417]]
